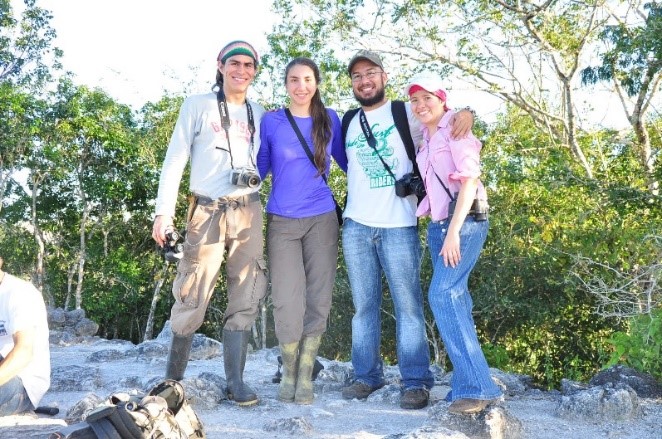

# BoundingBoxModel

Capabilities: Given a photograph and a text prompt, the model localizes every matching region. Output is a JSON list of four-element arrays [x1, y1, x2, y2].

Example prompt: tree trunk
[[75, 203, 90, 310], [30, 172, 46, 293], [144, 262, 169, 342], [64, 263, 76, 310]]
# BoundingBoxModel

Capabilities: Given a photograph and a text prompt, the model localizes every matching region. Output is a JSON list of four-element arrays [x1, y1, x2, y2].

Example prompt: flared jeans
[[427, 218, 502, 401]]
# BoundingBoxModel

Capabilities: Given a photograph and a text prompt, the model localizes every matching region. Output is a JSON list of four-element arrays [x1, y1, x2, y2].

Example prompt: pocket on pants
[[173, 259, 201, 308], [316, 211, 340, 246], [252, 257, 268, 303]]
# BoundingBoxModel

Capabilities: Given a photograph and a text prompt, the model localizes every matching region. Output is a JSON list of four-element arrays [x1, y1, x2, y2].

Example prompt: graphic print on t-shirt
[[212, 118, 253, 149], [346, 122, 399, 189]]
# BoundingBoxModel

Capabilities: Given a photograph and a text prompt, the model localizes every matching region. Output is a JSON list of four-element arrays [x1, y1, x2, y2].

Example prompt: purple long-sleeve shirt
[[257, 108, 347, 218]]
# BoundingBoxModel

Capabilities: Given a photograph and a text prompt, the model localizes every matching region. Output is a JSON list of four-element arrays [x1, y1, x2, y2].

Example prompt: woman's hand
[[440, 230, 461, 268]]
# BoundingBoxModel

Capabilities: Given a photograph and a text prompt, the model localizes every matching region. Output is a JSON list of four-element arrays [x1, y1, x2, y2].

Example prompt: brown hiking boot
[[400, 388, 430, 410], [341, 381, 384, 400], [448, 398, 492, 414]]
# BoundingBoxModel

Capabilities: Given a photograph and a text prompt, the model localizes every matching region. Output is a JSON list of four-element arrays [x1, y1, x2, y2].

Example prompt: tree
[[0, 0, 61, 214], [43, 80, 140, 309], [582, 1, 662, 194], [0, 0, 61, 88], [267, 0, 658, 181]]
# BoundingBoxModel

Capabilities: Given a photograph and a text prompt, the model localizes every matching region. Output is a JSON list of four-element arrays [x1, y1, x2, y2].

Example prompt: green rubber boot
[[294, 335, 322, 405], [278, 341, 300, 402], [165, 333, 194, 381], [223, 329, 258, 406]]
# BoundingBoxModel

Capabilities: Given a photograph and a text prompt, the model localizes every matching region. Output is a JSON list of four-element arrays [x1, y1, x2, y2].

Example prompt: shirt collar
[[422, 110, 454, 142]]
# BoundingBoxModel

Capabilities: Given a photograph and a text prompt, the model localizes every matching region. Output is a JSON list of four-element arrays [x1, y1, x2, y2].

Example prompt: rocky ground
[[1, 312, 661, 438]]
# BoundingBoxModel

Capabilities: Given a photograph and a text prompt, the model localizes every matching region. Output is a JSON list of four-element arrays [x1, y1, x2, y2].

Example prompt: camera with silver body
[[230, 167, 261, 188]]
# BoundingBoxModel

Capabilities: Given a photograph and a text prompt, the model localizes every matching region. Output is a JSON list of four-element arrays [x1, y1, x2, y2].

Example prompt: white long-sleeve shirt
[[155, 92, 266, 218]]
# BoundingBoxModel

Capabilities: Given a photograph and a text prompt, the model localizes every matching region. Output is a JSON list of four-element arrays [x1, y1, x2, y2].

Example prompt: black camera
[[162, 230, 184, 263], [230, 167, 261, 188], [448, 195, 489, 222], [394, 173, 427, 199]]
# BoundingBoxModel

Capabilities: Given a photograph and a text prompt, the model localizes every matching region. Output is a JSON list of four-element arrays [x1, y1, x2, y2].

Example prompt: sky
[[14, 0, 277, 109], [10, 0, 635, 128]]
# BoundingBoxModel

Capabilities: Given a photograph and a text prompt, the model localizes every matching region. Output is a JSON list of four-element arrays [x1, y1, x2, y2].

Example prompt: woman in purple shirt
[[257, 57, 347, 405], [406, 74, 502, 415]]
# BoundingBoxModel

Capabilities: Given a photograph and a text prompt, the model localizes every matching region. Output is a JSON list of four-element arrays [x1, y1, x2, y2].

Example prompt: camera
[[448, 195, 489, 222], [162, 229, 184, 263], [230, 167, 261, 188], [394, 173, 427, 199]]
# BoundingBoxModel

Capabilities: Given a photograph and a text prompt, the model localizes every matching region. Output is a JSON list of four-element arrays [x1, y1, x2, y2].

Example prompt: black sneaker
[[341, 381, 384, 400], [400, 388, 430, 410]]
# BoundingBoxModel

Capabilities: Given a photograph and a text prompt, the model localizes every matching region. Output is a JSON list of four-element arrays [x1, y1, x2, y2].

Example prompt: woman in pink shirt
[[406, 74, 502, 415]]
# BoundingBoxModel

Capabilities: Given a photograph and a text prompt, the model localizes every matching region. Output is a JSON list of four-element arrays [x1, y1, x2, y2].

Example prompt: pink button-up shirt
[[415, 110, 487, 221]]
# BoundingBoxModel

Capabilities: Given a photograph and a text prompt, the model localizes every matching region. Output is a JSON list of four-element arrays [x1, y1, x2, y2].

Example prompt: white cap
[[404, 73, 445, 97]]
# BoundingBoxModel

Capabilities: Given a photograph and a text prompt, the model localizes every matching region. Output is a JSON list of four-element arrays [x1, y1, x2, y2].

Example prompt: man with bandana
[[152, 40, 267, 406]]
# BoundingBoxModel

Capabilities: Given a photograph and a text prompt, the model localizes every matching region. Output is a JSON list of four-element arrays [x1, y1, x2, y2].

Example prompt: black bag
[[49, 380, 205, 439], [334, 199, 344, 226]]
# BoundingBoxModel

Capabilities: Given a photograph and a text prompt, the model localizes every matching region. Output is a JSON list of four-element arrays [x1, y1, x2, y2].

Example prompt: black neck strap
[[215, 89, 256, 169], [358, 110, 396, 181], [284, 108, 329, 182]]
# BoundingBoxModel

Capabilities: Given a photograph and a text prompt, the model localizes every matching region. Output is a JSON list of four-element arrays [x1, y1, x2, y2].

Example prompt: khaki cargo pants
[[170, 192, 268, 336]]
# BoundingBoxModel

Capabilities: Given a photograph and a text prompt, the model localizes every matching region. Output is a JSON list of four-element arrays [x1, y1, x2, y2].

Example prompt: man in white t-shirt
[[340, 50, 474, 410], [0, 256, 50, 416]]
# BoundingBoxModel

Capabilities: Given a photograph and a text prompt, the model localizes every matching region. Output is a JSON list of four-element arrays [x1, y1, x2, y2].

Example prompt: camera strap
[[284, 109, 326, 179], [358, 110, 397, 181], [284, 108, 345, 220], [432, 170, 455, 200], [422, 140, 455, 201], [215, 89, 256, 170]]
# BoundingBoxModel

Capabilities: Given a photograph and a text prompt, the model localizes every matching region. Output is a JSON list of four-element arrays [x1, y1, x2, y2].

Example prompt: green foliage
[[607, 309, 662, 380], [0, 0, 62, 89], [582, 2, 662, 97], [481, 343, 510, 371]]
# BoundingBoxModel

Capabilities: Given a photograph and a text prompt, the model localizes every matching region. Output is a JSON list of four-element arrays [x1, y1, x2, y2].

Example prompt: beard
[[353, 87, 385, 108]]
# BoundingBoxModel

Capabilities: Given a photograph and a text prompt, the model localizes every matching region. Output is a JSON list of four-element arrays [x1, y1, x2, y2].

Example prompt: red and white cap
[[405, 73, 449, 110]]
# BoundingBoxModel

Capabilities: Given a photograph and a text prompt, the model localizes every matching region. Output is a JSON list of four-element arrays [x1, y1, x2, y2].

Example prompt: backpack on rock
[[49, 379, 205, 439]]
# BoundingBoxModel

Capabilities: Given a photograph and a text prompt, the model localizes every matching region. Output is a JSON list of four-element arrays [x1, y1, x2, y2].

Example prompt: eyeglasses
[[350, 70, 384, 83]]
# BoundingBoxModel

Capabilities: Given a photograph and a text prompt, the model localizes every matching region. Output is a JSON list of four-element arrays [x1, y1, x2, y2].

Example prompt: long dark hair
[[285, 57, 331, 176]]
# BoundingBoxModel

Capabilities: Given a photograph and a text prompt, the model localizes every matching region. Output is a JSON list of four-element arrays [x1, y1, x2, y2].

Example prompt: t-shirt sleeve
[[8, 288, 40, 335]]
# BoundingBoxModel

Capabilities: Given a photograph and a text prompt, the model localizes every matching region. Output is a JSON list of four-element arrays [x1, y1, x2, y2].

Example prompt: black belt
[[194, 192, 260, 209]]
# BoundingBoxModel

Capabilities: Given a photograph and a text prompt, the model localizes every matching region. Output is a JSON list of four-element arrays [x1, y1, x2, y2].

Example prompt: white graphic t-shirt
[[0, 274, 50, 407], [343, 101, 423, 228]]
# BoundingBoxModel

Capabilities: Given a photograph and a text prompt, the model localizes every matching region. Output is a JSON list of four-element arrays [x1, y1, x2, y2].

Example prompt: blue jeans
[[342, 219, 434, 390], [0, 375, 33, 416], [427, 218, 502, 401]]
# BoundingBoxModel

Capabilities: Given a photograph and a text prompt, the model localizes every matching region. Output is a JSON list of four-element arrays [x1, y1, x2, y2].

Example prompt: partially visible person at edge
[[340, 50, 475, 410], [0, 256, 51, 416], [257, 57, 347, 405], [406, 73, 503, 414], [152, 40, 267, 406]]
